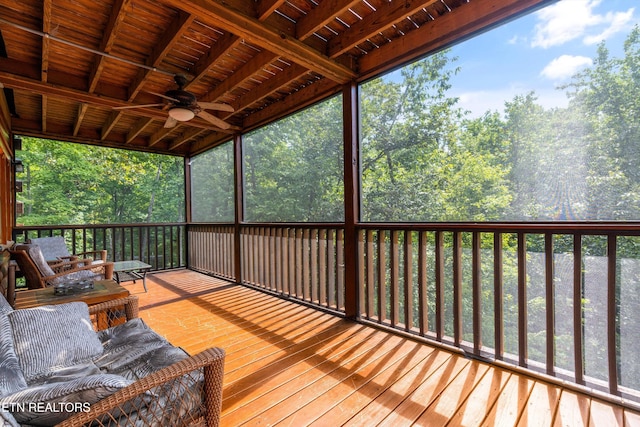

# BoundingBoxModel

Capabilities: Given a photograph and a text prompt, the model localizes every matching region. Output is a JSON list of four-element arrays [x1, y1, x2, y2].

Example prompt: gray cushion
[[27, 237, 71, 261], [0, 410, 19, 427], [0, 315, 27, 397], [8, 302, 103, 383], [0, 374, 133, 425], [96, 318, 188, 380], [0, 295, 13, 316]]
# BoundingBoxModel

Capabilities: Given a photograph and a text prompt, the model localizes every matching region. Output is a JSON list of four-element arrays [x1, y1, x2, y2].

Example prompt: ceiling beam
[[358, 0, 556, 80], [169, 127, 207, 150], [295, 0, 360, 40], [196, 0, 364, 122], [201, 51, 278, 103], [0, 61, 227, 132], [41, 0, 52, 83], [89, 0, 132, 93], [223, 63, 310, 119], [41, 0, 52, 134], [242, 77, 339, 131], [149, 125, 180, 147], [328, 0, 441, 58], [256, 0, 286, 20], [185, 0, 282, 91], [73, 104, 89, 137], [128, 11, 195, 101], [101, 111, 120, 141], [12, 119, 182, 156], [92, 0, 132, 140], [127, 117, 154, 143], [161, 0, 356, 84]]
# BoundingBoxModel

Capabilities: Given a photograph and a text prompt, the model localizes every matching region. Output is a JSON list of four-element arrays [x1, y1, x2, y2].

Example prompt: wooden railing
[[188, 221, 640, 405], [188, 224, 235, 281], [358, 223, 640, 405], [240, 224, 346, 312], [13, 223, 186, 270], [187, 224, 346, 312], [21, 222, 640, 404]]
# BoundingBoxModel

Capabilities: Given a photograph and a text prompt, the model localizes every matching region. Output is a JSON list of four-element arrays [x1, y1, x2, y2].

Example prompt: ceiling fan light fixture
[[168, 107, 195, 121]]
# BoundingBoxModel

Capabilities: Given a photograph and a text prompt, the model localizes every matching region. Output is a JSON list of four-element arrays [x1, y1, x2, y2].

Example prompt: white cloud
[[540, 55, 592, 80], [583, 8, 636, 45], [532, 0, 635, 48]]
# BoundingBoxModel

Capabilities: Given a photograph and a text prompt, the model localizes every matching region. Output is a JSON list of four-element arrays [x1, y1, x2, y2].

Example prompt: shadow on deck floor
[[125, 269, 640, 427]]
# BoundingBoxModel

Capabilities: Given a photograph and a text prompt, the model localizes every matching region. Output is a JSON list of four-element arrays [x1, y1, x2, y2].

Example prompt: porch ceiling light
[[168, 107, 195, 122]]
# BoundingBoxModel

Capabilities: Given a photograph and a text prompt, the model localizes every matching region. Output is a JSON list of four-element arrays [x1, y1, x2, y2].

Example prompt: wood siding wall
[[0, 89, 14, 297]]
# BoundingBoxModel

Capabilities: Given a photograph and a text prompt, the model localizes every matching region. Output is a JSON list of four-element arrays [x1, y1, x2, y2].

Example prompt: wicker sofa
[[0, 293, 225, 426]]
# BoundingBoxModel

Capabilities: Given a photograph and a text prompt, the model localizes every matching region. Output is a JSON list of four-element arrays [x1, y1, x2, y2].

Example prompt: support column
[[343, 82, 359, 319], [184, 156, 191, 268], [233, 134, 244, 284]]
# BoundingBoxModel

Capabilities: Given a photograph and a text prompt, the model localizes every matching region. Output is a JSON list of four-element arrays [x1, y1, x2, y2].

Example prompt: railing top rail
[[189, 221, 640, 235], [14, 223, 187, 231], [358, 222, 640, 234]]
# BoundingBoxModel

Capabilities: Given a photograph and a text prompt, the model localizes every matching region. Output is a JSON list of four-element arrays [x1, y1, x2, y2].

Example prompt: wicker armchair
[[10, 244, 114, 289], [57, 348, 226, 427], [59, 297, 226, 427]]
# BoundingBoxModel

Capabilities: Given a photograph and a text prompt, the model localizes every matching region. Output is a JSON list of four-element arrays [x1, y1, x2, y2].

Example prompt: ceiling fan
[[115, 75, 234, 130]]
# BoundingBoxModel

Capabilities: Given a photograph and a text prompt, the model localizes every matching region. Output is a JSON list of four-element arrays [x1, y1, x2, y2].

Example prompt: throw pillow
[[0, 374, 133, 425], [15, 244, 56, 278], [8, 302, 103, 383], [0, 315, 27, 397], [0, 294, 13, 316]]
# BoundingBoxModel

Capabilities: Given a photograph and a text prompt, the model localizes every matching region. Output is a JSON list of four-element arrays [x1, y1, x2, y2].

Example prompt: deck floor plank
[[230, 327, 403, 425], [395, 360, 490, 426], [305, 340, 441, 426], [588, 399, 623, 427], [445, 366, 512, 427], [518, 381, 562, 427], [130, 271, 640, 426], [343, 353, 470, 426], [552, 390, 591, 427], [223, 325, 384, 423]]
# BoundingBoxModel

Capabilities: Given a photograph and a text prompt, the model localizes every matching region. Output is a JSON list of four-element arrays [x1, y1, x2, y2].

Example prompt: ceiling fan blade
[[113, 103, 165, 110], [164, 116, 178, 128], [197, 101, 234, 112], [197, 111, 231, 130], [147, 91, 181, 103]]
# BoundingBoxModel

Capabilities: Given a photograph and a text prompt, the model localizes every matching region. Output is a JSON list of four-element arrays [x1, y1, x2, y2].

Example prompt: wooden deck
[[129, 269, 640, 427]]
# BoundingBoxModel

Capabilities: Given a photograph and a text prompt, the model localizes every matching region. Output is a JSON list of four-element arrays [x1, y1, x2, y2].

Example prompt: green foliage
[[16, 139, 184, 225], [360, 52, 512, 222], [243, 95, 344, 222], [191, 142, 235, 222]]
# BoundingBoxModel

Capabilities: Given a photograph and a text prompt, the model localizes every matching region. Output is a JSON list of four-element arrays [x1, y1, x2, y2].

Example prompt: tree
[[17, 138, 184, 225]]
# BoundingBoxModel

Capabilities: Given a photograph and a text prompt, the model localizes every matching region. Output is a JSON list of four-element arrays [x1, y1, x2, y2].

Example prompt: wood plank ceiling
[[0, 0, 554, 156]]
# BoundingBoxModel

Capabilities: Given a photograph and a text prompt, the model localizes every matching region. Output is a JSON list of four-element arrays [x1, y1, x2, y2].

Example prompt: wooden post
[[343, 82, 359, 319], [234, 134, 244, 284], [184, 156, 192, 268]]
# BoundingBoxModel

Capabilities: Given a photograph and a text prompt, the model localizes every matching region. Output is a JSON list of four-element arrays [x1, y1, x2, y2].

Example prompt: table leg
[[142, 270, 148, 292]]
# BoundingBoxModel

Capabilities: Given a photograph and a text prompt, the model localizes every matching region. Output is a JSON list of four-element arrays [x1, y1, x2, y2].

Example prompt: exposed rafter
[[161, 0, 356, 84], [0, 0, 556, 156]]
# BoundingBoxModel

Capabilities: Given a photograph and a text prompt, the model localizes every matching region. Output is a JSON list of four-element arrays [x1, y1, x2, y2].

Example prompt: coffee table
[[14, 280, 130, 309], [14, 280, 133, 329], [113, 260, 152, 292]]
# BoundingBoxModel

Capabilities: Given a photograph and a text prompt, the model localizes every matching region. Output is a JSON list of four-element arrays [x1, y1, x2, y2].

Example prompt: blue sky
[[446, 0, 639, 117]]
